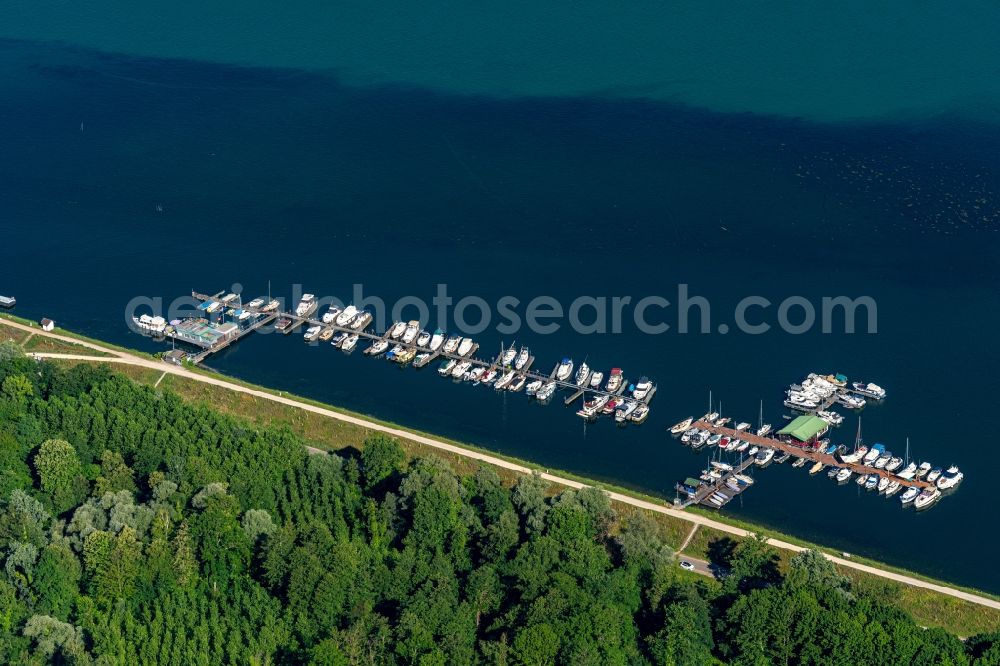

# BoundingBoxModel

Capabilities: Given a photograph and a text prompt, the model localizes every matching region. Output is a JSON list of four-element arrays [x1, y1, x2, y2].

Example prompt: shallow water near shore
[[2, 39, 999, 592]]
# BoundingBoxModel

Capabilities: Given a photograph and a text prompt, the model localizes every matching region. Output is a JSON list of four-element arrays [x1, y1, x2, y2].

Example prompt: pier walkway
[[691, 420, 933, 490]]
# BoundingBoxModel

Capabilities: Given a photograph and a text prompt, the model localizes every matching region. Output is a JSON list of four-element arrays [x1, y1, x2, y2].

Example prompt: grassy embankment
[[5, 315, 999, 637]]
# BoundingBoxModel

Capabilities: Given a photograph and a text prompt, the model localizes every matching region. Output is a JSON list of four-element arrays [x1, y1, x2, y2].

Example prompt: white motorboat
[[133, 313, 166, 334], [451, 360, 472, 378], [444, 336, 461, 354], [884, 480, 902, 496], [575, 362, 591, 387], [706, 433, 722, 447], [390, 321, 407, 339], [862, 447, 882, 464], [713, 417, 730, 427], [367, 339, 389, 355], [632, 377, 653, 400], [508, 374, 527, 392], [402, 320, 420, 344], [926, 468, 943, 483], [885, 457, 903, 472], [245, 297, 265, 309], [916, 462, 932, 478], [335, 305, 359, 327], [756, 424, 772, 437], [438, 359, 457, 376], [874, 454, 891, 469], [469, 367, 486, 382], [615, 400, 638, 423], [481, 368, 498, 384], [680, 428, 698, 443], [839, 446, 867, 464], [851, 381, 887, 400], [914, 489, 940, 510], [501, 345, 517, 365], [331, 332, 348, 347], [899, 487, 919, 504], [809, 461, 825, 475], [318, 327, 334, 342], [897, 462, 917, 480], [835, 468, 852, 483], [303, 325, 322, 342], [856, 473, 869, 486], [526, 379, 543, 395], [457, 338, 475, 356], [515, 347, 530, 370], [669, 417, 694, 435], [935, 466, 963, 490], [747, 446, 760, 457], [877, 476, 890, 493], [735, 422, 751, 432], [703, 411, 719, 423], [755, 449, 775, 466], [536, 382, 556, 401], [630, 404, 650, 423], [604, 367, 623, 392], [416, 330, 431, 347], [589, 371, 604, 389], [351, 310, 373, 331], [322, 306, 342, 324], [341, 334, 359, 351], [429, 329, 445, 351], [736, 440, 750, 453], [494, 370, 516, 389], [816, 411, 844, 426], [865, 475, 878, 490], [792, 457, 806, 468], [556, 358, 574, 381], [261, 299, 280, 312], [295, 294, 318, 318]]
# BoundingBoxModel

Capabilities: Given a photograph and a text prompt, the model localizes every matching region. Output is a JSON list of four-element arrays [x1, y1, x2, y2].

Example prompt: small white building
[[40, 318, 55, 332]]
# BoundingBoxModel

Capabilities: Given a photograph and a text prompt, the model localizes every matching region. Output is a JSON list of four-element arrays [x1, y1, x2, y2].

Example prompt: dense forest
[[0, 341, 998, 665]]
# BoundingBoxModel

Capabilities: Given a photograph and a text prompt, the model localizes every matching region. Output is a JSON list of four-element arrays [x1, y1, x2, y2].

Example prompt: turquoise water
[[1, 11, 999, 592], [3, 1, 1000, 121]]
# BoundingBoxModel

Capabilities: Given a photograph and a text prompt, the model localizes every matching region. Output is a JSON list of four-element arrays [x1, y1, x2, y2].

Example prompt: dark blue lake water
[[2, 40, 999, 591]]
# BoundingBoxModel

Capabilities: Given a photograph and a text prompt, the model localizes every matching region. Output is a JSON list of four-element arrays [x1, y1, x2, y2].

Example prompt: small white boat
[[468, 366, 486, 382], [536, 382, 556, 401], [457, 338, 475, 356], [885, 457, 903, 472], [402, 320, 420, 344], [809, 461, 825, 475], [604, 367, 623, 392], [245, 297, 265, 309], [341, 334, 359, 351], [303, 325, 322, 342], [916, 462, 932, 478], [587, 372, 604, 390], [390, 321, 407, 339], [936, 466, 963, 490], [914, 489, 941, 510], [322, 306, 342, 324], [481, 368, 498, 384], [736, 440, 750, 453], [501, 345, 518, 366], [451, 361, 472, 378], [416, 330, 432, 347], [835, 468, 852, 483], [526, 379, 543, 395], [367, 339, 389, 355], [336, 305, 359, 327], [874, 454, 891, 469], [877, 476, 890, 493], [444, 336, 461, 354], [295, 294, 318, 318], [318, 327, 334, 342], [792, 458, 806, 468], [735, 422, 751, 432], [852, 381, 887, 400], [429, 329, 445, 351], [884, 480, 902, 496], [747, 446, 759, 457], [927, 468, 943, 483], [754, 449, 775, 466], [629, 404, 650, 423], [615, 400, 638, 423], [669, 417, 694, 435], [556, 358, 574, 381], [864, 475, 878, 490], [515, 347, 530, 370], [351, 310, 373, 330], [495, 370, 516, 389], [839, 446, 868, 464], [133, 313, 167, 334], [438, 359, 457, 376], [856, 473, 869, 486], [575, 362, 591, 387], [756, 423, 772, 437], [899, 487, 919, 504], [703, 412, 720, 423], [261, 299, 280, 312], [508, 374, 527, 392], [632, 377, 653, 400]]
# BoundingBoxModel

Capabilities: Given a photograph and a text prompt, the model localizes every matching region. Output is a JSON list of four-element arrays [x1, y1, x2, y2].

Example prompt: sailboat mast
[[708, 389, 712, 415]]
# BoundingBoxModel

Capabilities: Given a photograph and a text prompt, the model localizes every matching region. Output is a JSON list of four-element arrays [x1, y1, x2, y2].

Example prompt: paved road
[[3, 317, 998, 612]]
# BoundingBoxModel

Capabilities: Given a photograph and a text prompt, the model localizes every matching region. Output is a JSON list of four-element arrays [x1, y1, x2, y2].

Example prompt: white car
[[679, 561, 695, 572]]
